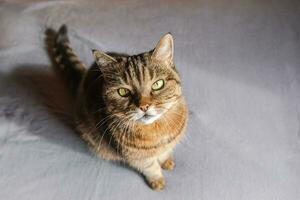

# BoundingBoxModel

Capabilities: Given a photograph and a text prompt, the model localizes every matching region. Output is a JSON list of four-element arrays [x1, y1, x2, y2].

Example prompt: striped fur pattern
[[48, 25, 188, 190]]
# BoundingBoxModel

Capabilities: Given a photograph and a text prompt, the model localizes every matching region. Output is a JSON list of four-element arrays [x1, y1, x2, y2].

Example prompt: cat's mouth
[[142, 113, 156, 119], [133, 105, 170, 125], [137, 113, 160, 124]]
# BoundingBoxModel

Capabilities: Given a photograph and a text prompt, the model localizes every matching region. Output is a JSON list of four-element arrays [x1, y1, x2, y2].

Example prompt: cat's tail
[[45, 25, 87, 96]]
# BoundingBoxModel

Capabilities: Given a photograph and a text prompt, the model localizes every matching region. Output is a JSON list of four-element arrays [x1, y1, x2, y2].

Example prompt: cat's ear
[[151, 33, 174, 65], [92, 49, 117, 66]]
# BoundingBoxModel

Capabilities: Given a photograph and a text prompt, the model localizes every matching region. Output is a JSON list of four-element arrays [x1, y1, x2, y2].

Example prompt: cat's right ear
[[92, 49, 117, 66], [151, 33, 174, 65]]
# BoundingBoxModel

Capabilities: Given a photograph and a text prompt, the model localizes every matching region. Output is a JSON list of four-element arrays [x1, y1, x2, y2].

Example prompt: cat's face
[[93, 34, 182, 124]]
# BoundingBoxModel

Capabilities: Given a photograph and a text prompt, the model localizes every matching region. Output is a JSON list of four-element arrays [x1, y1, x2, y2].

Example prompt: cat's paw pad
[[161, 157, 175, 170], [147, 177, 165, 191]]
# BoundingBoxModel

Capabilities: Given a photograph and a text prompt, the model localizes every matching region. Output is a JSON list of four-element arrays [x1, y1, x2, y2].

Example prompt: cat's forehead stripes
[[122, 55, 152, 88], [103, 52, 180, 95]]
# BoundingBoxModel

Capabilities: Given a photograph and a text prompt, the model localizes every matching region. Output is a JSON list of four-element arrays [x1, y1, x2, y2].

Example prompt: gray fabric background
[[0, 0, 300, 199]]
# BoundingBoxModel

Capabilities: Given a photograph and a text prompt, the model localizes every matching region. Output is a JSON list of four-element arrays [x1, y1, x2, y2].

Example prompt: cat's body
[[47, 25, 188, 190]]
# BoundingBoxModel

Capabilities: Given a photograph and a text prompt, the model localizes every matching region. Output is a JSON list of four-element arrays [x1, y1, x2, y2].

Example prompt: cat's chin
[[137, 114, 161, 125]]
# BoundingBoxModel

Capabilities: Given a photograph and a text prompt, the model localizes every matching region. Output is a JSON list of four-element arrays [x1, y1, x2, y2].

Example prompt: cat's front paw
[[161, 157, 175, 170], [147, 177, 165, 191]]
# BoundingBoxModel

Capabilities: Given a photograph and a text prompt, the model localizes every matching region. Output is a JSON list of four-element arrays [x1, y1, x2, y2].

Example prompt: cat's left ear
[[92, 49, 117, 66], [151, 33, 174, 65]]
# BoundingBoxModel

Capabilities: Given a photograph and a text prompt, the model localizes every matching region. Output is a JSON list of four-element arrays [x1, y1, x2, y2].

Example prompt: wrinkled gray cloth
[[0, 0, 300, 199]]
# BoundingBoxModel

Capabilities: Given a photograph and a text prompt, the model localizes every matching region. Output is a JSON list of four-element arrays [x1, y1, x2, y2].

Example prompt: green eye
[[152, 79, 164, 91], [118, 88, 130, 97]]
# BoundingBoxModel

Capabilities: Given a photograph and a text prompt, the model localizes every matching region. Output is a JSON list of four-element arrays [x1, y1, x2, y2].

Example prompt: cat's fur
[[46, 25, 188, 190]]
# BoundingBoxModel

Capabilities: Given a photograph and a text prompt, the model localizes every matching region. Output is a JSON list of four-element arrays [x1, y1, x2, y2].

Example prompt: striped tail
[[45, 25, 87, 95]]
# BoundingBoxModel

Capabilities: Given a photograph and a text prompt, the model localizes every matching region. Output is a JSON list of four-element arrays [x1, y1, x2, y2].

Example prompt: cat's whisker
[[93, 112, 126, 145], [164, 113, 185, 143], [117, 118, 133, 155], [111, 117, 129, 154], [98, 117, 120, 151], [159, 106, 184, 117]]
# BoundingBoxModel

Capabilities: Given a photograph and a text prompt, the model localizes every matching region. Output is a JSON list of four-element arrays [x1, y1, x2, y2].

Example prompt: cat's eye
[[152, 79, 164, 91], [118, 88, 130, 97]]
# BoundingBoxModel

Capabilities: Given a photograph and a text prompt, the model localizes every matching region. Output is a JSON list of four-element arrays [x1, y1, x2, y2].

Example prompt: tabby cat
[[48, 25, 188, 190]]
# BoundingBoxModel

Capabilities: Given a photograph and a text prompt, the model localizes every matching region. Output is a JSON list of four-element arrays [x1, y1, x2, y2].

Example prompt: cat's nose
[[139, 104, 149, 112]]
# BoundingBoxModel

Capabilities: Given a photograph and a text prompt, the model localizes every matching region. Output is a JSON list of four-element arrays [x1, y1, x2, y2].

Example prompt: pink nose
[[139, 104, 149, 112]]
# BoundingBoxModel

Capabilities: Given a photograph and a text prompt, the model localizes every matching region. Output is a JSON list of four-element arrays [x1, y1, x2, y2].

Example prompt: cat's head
[[92, 33, 182, 125]]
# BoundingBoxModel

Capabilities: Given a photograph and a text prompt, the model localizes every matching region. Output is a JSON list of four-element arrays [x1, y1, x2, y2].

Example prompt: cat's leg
[[158, 150, 175, 170], [129, 158, 165, 190]]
